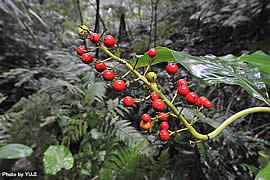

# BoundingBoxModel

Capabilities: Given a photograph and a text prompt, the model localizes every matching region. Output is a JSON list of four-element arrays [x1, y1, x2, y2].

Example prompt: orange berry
[[140, 120, 151, 130]]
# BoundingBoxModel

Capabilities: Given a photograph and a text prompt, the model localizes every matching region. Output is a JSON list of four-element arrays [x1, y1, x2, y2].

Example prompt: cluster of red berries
[[177, 79, 212, 108], [138, 92, 170, 141], [122, 48, 212, 141], [76, 32, 127, 90], [76, 28, 213, 142]]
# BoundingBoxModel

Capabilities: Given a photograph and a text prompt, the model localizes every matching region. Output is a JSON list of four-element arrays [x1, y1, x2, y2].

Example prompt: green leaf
[[0, 144, 32, 159], [136, 47, 270, 105], [131, 47, 175, 68], [170, 49, 270, 105], [43, 145, 74, 175], [255, 163, 270, 180], [98, 150, 106, 161], [80, 169, 91, 176], [238, 51, 270, 73], [85, 86, 95, 106]]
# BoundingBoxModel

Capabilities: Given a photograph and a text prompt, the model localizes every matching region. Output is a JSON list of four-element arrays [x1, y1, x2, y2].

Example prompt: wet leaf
[[43, 145, 74, 175], [238, 51, 270, 73], [255, 163, 270, 180], [0, 144, 32, 159], [136, 47, 270, 105], [131, 47, 175, 68]]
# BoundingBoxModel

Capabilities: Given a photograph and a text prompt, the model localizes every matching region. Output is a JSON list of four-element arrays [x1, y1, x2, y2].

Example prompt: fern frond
[[105, 98, 130, 118], [0, 93, 7, 104], [100, 146, 152, 180], [150, 149, 170, 179], [84, 82, 106, 105], [92, 82, 106, 102], [99, 114, 152, 155], [0, 113, 21, 145]]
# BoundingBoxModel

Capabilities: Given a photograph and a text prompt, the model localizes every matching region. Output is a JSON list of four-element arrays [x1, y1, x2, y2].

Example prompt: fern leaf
[[100, 147, 152, 180], [98, 115, 152, 155]]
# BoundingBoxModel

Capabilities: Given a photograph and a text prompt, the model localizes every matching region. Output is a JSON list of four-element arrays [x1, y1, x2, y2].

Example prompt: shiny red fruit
[[150, 92, 159, 101], [203, 100, 212, 108], [102, 70, 115, 81], [95, 62, 107, 72], [90, 33, 100, 44], [141, 113, 151, 122], [81, 53, 93, 64], [103, 35, 115, 48], [113, 80, 125, 91], [195, 98, 202, 106], [76, 47, 86, 55], [158, 112, 168, 121], [160, 121, 169, 130], [199, 96, 208, 103], [152, 99, 165, 111], [166, 63, 178, 75], [177, 79, 187, 86], [159, 130, 170, 141], [177, 85, 189, 96], [185, 92, 199, 103], [148, 48, 157, 58], [123, 96, 135, 106]]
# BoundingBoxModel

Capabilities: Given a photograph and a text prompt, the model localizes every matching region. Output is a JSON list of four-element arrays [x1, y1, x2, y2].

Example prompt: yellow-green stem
[[87, 46, 99, 52], [190, 107, 199, 125], [171, 90, 178, 104], [100, 57, 112, 63], [143, 58, 155, 76], [108, 62, 121, 70], [99, 44, 270, 140], [160, 75, 173, 92], [153, 111, 171, 120], [135, 96, 150, 103], [121, 70, 131, 79], [126, 77, 140, 85]]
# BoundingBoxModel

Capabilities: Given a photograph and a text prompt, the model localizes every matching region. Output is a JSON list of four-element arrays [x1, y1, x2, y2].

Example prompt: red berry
[[90, 33, 100, 44], [103, 35, 115, 48], [113, 80, 125, 91], [203, 100, 212, 108], [166, 63, 178, 75], [150, 92, 159, 101], [199, 96, 208, 102], [81, 53, 94, 64], [95, 62, 107, 72], [152, 99, 165, 111], [158, 112, 168, 121], [195, 98, 202, 106], [185, 92, 199, 104], [123, 96, 135, 106], [148, 48, 157, 58], [76, 47, 86, 56], [177, 85, 189, 96], [103, 70, 115, 81], [141, 113, 151, 122], [177, 79, 187, 86], [159, 130, 170, 141], [160, 121, 169, 130]]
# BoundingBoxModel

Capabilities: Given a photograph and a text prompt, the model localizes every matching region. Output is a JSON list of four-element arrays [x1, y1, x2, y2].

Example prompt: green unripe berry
[[146, 72, 157, 83]]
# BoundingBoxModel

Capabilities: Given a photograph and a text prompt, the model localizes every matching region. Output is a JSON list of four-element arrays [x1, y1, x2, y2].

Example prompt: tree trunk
[[118, 13, 129, 43]]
